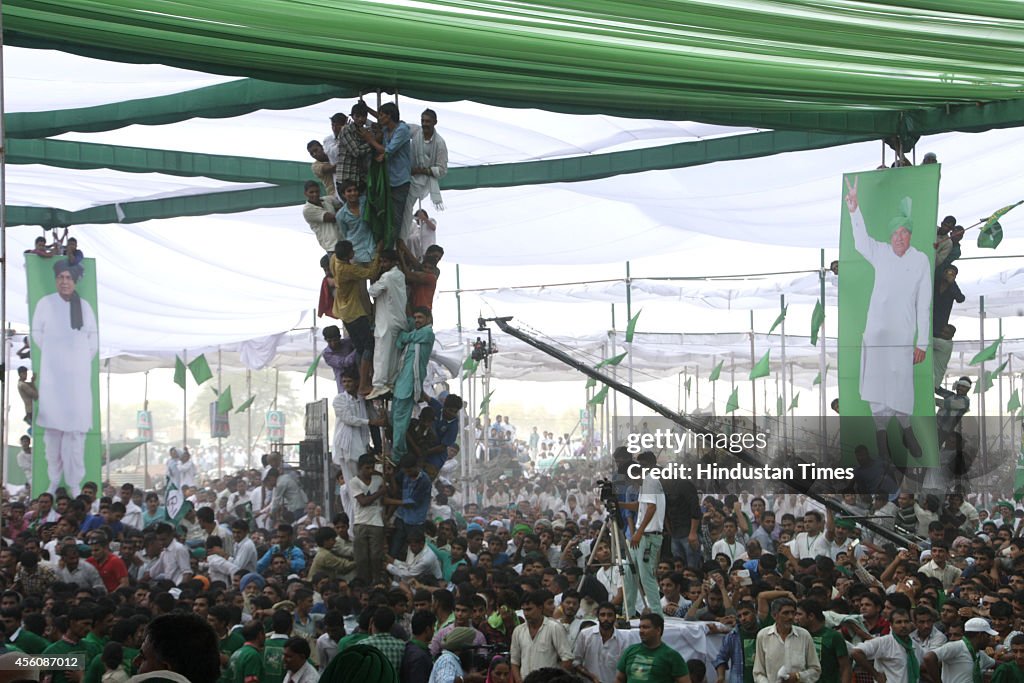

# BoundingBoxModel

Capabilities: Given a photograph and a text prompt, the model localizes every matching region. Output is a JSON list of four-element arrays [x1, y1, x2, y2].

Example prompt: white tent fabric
[[5, 47, 1024, 365]]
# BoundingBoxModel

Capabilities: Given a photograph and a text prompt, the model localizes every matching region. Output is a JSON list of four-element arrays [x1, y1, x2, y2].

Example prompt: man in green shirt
[[42, 605, 93, 683], [993, 634, 1024, 683], [209, 605, 245, 683], [82, 603, 115, 661], [616, 614, 691, 683], [227, 621, 265, 683], [1, 606, 48, 654], [796, 600, 851, 683], [83, 616, 143, 683], [263, 610, 293, 683]]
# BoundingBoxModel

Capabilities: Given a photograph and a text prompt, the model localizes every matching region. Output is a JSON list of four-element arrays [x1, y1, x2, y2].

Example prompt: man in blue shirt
[[256, 523, 306, 574], [361, 102, 411, 242], [384, 456, 432, 558], [428, 394, 463, 454]]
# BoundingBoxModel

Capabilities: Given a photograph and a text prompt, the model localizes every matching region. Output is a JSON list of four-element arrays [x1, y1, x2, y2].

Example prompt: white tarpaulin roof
[[4, 47, 1024, 367]]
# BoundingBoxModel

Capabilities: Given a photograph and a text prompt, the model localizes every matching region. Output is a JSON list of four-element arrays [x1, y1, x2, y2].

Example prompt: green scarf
[[894, 634, 919, 683], [964, 637, 983, 683]]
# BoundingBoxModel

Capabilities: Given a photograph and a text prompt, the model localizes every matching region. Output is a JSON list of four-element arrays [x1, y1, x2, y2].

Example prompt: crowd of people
[[2, 430, 1023, 683]]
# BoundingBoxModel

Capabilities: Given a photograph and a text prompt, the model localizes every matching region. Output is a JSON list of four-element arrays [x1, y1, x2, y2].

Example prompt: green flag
[[978, 200, 1022, 250], [366, 157, 395, 247], [173, 356, 186, 390], [188, 354, 213, 385], [1008, 390, 1021, 414], [595, 352, 628, 368], [768, 305, 788, 334], [976, 360, 1008, 394], [235, 395, 255, 414], [684, 377, 691, 395], [588, 386, 609, 406], [978, 221, 1003, 249], [216, 386, 233, 413], [969, 336, 1003, 366], [462, 356, 479, 380], [790, 392, 800, 410], [725, 387, 739, 414], [1016, 455, 1024, 502], [625, 309, 642, 344], [304, 352, 322, 382], [709, 360, 724, 382], [812, 364, 830, 386], [749, 350, 770, 380], [810, 299, 825, 346], [777, 396, 785, 416], [480, 390, 494, 414], [585, 377, 597, 389]]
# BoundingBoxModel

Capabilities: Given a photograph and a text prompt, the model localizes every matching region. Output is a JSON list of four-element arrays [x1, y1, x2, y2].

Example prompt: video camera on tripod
[[594, 478, 618, 514]]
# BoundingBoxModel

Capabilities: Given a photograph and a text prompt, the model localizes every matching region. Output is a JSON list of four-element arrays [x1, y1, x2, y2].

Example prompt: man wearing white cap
[[923, 617, 998, 683]]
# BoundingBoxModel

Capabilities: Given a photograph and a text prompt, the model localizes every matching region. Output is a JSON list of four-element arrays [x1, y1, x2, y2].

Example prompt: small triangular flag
[[595, 352, 628, 369], [588, 386, 609, 406], [625, 309, 642, 344], [480, 390, 494, 414], [969, 337, 1002, 366], [216, 386, 234, 414], [777, 396, 785, 416], [684, 378, 692, 395], [304, 352, 322, 382], [188, 354, 213, 385], [709, 360, 724, 382], [173, 356, 186, 390], [725, 387, 739, 414], [585, 377, 597, 389], [768, 305, 788, 334], [810, 300, 825, 346], [976, 360, 1009, 394], [462, 356, 479, 380], [749, 350, 770, 380], [235, 395, 256, 414], [1008, 390, 1021, 414], [790, 392, 800, 411]]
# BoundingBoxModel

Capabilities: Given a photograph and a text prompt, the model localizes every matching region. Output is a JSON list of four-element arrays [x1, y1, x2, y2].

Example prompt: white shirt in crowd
[[510, 617, 573, 680], [573, 625, 628, 683], [930, 639, 995, 683], [852, 633, 924, 683]]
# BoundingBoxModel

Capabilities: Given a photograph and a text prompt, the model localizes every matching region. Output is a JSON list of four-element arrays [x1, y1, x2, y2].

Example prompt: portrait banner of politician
[[838, 165, 940, 470], [26, 254, 102, 495]]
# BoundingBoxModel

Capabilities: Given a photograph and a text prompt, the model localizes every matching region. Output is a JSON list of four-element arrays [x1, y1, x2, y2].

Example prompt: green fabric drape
[[366, 158, 394, 248]]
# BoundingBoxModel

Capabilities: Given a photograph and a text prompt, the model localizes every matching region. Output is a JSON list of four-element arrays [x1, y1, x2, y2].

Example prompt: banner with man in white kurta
[[26, 254, 101, 495], [838, 165, 940, 473]]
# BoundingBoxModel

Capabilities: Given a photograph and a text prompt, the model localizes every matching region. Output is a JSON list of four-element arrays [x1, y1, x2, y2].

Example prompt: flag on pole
[[812, 364, 830, 386], [768, 305, 788, 334], [595, 352, 628, 368], [235, 395, 255, 414], [978, 200, 1022, 250], [725, 387, 739, 413], [188, 354, 213, 385], [585, 377, 597, 389], [304, 352, 322, 382], [749, 350, 770, 380], [684, 378, 692, 395], [216, 386, 234, 413], [810, 300, 825, 346], [777, 396, 785, 416], [588, 386, 609, 406], [1008, 390, 1021, 414], [790, 392, 800, 411], [625, 310, 642, 343], [462, 356, 479, 380], [480, 390, 494, 414], [970, 336, 1002, 366], [976, 360, 1009, 394], [164, 479, 193, 529], [709, 360, 724, 382], [173, 356, 187, 389]]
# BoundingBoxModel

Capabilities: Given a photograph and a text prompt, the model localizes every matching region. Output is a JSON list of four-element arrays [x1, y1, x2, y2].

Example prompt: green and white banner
[[26, 254, 102, 494], [838, 166, 939, 467]]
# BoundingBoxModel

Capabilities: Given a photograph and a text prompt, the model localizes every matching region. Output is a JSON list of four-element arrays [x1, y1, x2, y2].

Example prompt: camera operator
[[610, 447, 638, 536], [616, 450, 664, 617]]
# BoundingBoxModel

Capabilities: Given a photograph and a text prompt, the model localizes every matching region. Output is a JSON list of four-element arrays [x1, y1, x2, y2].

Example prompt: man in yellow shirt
[[331, 240, 380, 396]]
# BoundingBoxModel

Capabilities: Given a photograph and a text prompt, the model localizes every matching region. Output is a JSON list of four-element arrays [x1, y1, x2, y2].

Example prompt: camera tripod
[[580, 507, 652, 625]]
